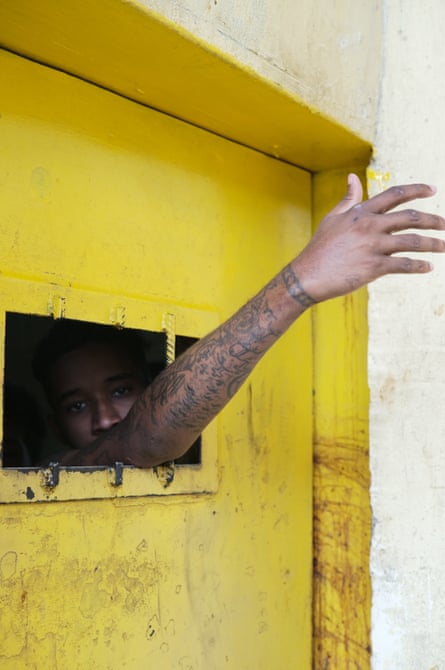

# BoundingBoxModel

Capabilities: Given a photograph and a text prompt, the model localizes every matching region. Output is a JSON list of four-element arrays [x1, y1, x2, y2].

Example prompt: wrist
[[282, 263, 316, 310]]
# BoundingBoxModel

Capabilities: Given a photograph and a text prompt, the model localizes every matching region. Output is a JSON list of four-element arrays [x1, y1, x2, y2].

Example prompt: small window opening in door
[[2, 313, 201, 468]]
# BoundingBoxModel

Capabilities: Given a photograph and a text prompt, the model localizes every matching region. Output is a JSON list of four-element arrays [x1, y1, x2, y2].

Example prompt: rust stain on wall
[[313, 438, 371, 669]]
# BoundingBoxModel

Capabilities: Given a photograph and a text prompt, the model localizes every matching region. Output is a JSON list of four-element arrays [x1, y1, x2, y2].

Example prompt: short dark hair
[[32, 319, 150, 397]]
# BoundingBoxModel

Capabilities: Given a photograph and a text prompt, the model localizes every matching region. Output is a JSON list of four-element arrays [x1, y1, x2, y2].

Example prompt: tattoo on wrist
[[282, 265, 315, 308]]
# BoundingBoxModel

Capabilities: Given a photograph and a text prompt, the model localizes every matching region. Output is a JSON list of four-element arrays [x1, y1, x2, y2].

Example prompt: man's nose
[[92, 399, 121, 434]]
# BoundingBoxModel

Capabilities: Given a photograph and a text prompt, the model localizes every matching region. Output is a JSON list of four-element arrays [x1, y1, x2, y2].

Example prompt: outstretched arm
[[62, 176, 445, 466]]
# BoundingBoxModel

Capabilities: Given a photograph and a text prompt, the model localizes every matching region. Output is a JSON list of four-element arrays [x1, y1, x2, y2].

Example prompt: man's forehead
[[48, 340, 144, 395]]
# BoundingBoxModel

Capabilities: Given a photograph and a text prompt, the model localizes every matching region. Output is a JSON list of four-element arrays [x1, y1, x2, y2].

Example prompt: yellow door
[[0, 48, 313, 669]]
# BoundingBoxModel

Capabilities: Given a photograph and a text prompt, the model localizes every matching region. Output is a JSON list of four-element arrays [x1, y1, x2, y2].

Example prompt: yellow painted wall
[[368, 3, 445, 667]]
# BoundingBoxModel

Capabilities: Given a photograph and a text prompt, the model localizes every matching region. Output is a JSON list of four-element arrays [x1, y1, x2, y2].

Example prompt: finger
[[379, 209, 445, 233], [382, 233, 445, 255], [328, 173, 363, 215], [384, 256, 433, 274], [363, 183, 437, 214]]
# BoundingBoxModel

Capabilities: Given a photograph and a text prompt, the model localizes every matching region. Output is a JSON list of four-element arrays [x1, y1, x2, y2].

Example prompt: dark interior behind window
[[2, 313, 200, 468]]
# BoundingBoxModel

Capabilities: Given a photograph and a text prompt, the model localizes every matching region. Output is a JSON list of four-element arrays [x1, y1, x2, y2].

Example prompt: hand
[[293, 174, 445, 302]]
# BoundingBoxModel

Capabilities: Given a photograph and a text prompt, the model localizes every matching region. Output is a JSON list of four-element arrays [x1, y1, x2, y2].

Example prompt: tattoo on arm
[[108, 264, 315, 463], [140, 276, 286, 434], [282, 264, 315, 308]]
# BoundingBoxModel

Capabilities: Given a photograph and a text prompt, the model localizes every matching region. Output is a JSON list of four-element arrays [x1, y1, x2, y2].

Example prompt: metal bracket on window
[[47, 296, 66, 319], [110, 461, 124, 487], [159, 313, 176, 486], [41, 462, 60, 489], [154, 462, 175, 488], [162, 312, 176, 366], [110, 305, 126, 328]]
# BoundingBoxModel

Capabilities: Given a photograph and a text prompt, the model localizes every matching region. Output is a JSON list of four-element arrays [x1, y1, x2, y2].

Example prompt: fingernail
[[429, 185, 438, 194]]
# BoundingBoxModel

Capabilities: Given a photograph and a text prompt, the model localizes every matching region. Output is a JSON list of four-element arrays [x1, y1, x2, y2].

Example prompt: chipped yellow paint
[[312, 171, 371, 668], [367, 168, 391, 193]]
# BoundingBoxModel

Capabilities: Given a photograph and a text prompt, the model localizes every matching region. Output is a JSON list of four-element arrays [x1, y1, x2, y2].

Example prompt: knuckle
[[398, 257, 430, 273], [400, 257, 414, 272], [389, 185, 405, 197], [407, 233, 422, 249], [351, 204, 363, 220], [408, 209, 421, 222], [376, 258, 387, 275]]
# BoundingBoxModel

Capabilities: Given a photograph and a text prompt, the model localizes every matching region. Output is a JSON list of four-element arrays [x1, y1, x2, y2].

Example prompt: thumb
[[329, 173, 363, 215]]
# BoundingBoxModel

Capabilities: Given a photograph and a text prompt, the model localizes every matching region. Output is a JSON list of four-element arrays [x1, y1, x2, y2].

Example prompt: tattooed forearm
[[127, 269, 311, 452], [148, 284, 280, 423], [282, 264, 316, 308], [87, 260, 314, 467]]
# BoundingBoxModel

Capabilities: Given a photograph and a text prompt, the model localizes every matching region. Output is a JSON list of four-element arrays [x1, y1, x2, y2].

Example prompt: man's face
[[48, 341, 146, 450]]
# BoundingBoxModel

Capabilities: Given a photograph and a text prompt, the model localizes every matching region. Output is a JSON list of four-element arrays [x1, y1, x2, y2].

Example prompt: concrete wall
[[146, 1, 445, 667], [143, 0, 383, 142], [369, 2, 445, 668]]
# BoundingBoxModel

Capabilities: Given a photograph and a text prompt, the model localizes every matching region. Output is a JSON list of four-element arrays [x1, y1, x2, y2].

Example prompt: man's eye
[[67, 400, 87, 413], [112, 386, 130, 398]]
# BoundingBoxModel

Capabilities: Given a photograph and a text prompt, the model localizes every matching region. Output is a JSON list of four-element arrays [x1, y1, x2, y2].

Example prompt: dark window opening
[[2, 313, 201, 468]]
